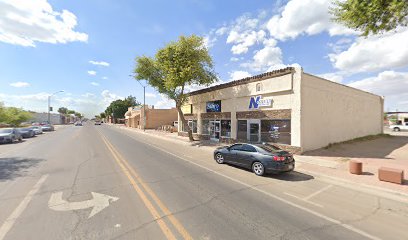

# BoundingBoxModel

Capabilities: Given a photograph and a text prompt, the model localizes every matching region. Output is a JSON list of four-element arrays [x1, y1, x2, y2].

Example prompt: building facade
[[125, 105, 178, 130], [178, 67, 384, 153], [30, 112, 64, 125]]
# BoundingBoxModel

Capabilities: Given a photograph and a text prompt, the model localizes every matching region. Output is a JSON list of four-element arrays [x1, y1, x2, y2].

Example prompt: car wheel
[[18, 136, 23, 142], [252, 162, 265, 176], [215, 153, 224, 164], [394, 127, 400, 132]]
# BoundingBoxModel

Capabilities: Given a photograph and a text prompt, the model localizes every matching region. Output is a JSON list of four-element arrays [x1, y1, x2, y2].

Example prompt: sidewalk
[[111, 124, 408, 196]]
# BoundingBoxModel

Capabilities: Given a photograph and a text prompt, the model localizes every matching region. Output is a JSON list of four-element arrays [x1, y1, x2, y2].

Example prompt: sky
[[1, 0, 408, 118]]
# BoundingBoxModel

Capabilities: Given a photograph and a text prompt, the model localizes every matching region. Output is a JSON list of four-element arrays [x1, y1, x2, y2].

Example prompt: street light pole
[[48, 90, 64, 123], [129, 75, 146, 131]]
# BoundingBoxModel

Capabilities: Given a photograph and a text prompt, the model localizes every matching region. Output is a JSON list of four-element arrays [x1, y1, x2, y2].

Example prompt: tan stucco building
[[125, 105, 177, 130], [178, 67, 384, 153]]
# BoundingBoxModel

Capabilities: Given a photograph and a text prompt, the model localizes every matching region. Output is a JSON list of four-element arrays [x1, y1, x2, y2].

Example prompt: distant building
[[125, 105, 177, 130], [30, 112, 64, 125]]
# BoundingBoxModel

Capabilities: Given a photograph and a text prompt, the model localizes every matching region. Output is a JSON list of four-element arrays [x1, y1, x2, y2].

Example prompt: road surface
[[0, 123, 407, 239]]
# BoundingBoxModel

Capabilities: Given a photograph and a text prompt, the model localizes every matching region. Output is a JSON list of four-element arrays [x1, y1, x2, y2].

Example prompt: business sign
[[206, 100, 221, 112], [249, 96, 272, 109], [181, 104, 192, 114]]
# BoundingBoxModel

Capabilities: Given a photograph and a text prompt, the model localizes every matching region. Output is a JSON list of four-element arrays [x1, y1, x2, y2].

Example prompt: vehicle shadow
[[224, 164, 314, 182], [267, 171, 314, 182], [0, 157, 44, 181]]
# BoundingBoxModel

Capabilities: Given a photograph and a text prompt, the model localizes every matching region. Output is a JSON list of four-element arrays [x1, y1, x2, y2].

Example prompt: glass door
[[247, 119, 260, 142], [210, 120, 220, 141]]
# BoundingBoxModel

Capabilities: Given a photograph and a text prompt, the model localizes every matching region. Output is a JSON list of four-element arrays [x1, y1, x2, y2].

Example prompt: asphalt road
[[0, 123, 407, 240]]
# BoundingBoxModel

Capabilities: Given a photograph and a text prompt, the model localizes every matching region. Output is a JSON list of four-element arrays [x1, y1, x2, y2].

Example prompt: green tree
[[74, 112, 82, 118], [2, 107, 32, 126], [58, 107, 68, 114], [100, 112, 106, 119], [67, 110, 76, 114], [104, 95, 139, 123], [331, 0, 408, 36], [0, 102, 7, 124], [133, 35, 217, 141]]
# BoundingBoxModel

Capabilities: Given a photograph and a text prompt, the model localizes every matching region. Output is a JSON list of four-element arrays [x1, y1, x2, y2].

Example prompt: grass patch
[[323, 133, 392, 149]]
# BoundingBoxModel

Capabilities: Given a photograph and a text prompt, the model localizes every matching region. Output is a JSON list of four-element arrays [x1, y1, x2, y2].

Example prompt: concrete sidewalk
[[110, 124, 408, 197]]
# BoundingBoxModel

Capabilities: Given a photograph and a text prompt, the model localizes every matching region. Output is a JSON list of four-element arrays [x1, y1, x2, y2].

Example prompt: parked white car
[[389, 124, 408, 131]]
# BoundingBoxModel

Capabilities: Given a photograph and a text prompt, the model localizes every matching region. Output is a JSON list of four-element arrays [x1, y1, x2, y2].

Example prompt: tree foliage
[[133, 35, 217, 141], [104, 95, 140, 121], [100, 112, 106, 119], [58, 107, 68, 114], [331, 0, 408, 36], [0, 103, 32, 126]]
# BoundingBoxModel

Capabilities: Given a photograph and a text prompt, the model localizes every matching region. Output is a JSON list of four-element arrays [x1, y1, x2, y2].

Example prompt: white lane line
[[304, 184, 333, 201], [284, 192, 323, 208], [107, 128, 382, 240], [0, 174, 48, 240]]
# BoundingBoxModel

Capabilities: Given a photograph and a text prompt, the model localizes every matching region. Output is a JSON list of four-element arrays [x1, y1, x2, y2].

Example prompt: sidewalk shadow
[[0, 157, 43, 181], [303, 135, 408, 159]]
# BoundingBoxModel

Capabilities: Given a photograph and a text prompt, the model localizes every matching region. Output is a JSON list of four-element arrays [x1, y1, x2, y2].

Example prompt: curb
[[111, 124, 408, 203]]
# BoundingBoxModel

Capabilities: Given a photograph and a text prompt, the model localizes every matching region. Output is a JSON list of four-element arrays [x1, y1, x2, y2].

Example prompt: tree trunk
[[176, 106, 194, 141]]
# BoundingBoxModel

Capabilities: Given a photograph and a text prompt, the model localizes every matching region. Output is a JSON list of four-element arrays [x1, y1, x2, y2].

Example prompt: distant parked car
[[17, 127, 35, 138], [41, 124, 55, 131], [0, 128, 23, 143], [30, 126, 43, 135], [94, 120, 101, 125], [213, 143, 295, 176], [389, 123, 408, 132], [74, 121, 82, 126]]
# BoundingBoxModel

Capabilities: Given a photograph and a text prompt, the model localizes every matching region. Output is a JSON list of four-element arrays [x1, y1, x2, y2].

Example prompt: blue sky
[[1, 0, 408, 117]]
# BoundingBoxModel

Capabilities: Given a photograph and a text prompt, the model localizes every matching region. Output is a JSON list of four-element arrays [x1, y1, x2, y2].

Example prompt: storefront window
[[182, 120, 197, 133], [261, 120, 291, 145], [221, 120, 231, 137], [237, 120, 247, 141], [202, 120, 209, 134]]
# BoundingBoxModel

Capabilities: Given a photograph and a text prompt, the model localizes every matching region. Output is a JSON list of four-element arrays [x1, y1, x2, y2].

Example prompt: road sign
[[48, 191, 119, 218]]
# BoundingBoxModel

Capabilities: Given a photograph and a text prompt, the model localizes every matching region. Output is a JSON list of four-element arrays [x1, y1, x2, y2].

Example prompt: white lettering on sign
[[249, 96, 273, 109]]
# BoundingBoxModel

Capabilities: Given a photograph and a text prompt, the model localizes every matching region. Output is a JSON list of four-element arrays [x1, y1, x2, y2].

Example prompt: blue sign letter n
[[249, 96, 260, 109]]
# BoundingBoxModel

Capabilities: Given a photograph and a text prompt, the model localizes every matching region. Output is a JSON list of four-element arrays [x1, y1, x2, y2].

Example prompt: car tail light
[[273, 156, 285, 161]]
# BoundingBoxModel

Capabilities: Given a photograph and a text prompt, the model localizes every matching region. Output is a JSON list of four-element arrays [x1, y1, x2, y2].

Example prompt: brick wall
[[236, 109, 291, 119]]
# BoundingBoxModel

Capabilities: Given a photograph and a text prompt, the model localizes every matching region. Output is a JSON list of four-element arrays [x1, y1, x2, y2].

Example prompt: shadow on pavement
[[268, 171, 314, 182], [0, 157, 43, 181], [303, 135, 408, 159]]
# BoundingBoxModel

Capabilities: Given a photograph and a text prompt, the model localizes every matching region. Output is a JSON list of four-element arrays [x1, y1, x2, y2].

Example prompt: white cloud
[[329, 28, 408, 73], [230, 57, 241, 62], [145, 93, 156, 98], [90, 82, 99, 86], [87, 70, 96, 76], [317, 72, 344, 83], [81, 93, 95, 98], [102, 76, 108, 80], [241, 38, 283, 71], [229, 71, 251, 80], [228, 30, 266, 54], [348, 71, 408, 111], [266, 0, 356, 41], [101, 90, 123, 104], [89, 60, 110, 67], [9, 81, 30, 87], [154, 94, 175, 109], [0, 0, 88, 47]]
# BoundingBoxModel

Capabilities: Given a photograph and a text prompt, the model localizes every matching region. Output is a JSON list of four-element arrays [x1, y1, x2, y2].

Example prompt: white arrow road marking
[[48, 191, 119, 218]]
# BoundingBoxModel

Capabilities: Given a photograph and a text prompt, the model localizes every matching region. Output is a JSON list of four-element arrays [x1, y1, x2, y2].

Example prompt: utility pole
[[48, 90, 64, 123], [129, 75, 146, 131]]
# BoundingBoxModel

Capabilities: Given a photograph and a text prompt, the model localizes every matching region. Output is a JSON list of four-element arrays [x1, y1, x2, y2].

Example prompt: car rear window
[[0, 128, 13, 133], [257, 144, 281, 153]]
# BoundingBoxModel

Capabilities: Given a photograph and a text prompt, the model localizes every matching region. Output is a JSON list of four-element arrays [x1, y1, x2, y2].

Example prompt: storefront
[[178, 67, 383, 153]]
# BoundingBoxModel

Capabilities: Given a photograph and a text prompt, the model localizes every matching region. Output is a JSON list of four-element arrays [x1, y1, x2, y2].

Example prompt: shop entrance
[[209, 120, 220, 141], [247, 119, 260, 142]]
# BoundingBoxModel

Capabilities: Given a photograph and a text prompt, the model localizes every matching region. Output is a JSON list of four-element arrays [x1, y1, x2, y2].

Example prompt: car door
[[227, 144, 243, 165], [237, 144, 258, 168]]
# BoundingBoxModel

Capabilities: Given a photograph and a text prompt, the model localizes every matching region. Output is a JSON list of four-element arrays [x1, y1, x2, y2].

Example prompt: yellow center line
[[97, 131, 177, 240], [105, 136, 193, 240]]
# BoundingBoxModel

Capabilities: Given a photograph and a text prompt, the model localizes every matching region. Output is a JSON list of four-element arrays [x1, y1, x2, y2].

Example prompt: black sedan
[[17, 127, 35, 138], [213, 143, 295, 176]]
